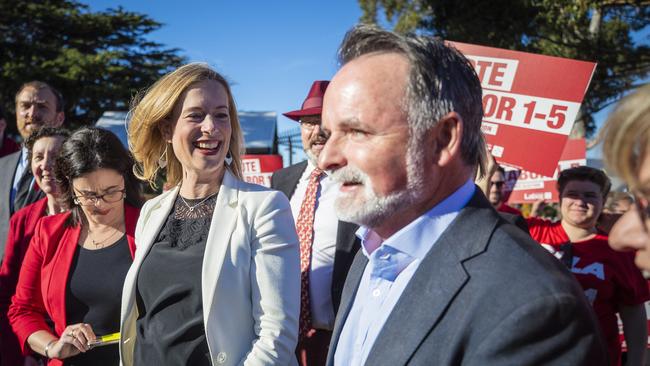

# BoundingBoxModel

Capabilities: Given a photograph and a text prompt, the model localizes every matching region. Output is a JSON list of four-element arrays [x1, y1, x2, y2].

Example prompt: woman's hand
[[48, 323, 96, 359]]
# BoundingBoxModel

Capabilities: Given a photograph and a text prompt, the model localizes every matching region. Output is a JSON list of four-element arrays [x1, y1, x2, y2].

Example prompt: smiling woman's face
[[165, 79, 232, 183], [31, 135, 65, 196]]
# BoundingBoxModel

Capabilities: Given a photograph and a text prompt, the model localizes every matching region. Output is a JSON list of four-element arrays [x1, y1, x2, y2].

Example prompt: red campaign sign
[[241, 154, 283, 187], [504, 138, 586, 204], [450, 42, 596, 177]]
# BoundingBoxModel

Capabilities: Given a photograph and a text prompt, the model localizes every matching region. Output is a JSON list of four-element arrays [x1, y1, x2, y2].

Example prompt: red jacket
[[8, 205, 139, 365], [0, 197, 49, 366]]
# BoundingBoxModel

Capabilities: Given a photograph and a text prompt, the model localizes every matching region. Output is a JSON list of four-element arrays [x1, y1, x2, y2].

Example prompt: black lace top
[[134, 193, 217, 366]]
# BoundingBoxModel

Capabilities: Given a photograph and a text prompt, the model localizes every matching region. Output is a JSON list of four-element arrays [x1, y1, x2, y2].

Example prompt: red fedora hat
[[283, 80, 330, 121]]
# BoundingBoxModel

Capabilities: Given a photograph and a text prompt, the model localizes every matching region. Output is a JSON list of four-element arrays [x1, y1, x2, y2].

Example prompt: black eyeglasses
[[73, 189, 126, 206]]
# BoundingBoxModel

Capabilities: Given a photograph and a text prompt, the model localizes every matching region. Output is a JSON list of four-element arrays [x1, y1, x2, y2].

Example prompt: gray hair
[[338, 24, 486, 174]]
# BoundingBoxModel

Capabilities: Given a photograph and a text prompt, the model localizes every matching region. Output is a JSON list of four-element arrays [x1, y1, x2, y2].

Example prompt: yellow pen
[[87, 332, 120, 348]]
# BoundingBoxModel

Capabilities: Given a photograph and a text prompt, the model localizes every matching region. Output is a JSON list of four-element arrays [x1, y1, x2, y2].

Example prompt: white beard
[[329, 139, 427, 228]]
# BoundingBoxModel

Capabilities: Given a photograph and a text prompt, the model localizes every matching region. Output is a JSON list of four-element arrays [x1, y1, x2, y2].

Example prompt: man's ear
[[54, 111, 65, 127], [432, 111, 463, 167], [158, 119, 173, 142]]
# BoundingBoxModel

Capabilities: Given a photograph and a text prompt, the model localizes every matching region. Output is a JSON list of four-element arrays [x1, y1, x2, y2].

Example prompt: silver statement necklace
[[180, 192, 218, 212]]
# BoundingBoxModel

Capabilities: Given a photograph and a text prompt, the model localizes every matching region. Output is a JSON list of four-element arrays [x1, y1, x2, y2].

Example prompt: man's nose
[[318, 134, 345, 172], [23, 105, 36, 117]]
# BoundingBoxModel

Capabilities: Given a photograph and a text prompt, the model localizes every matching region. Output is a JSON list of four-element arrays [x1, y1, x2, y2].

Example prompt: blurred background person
[[0, 105, 20, 158], [9, 127, 142, 366], [0, 127, 70, 366], [603, 83, 650, 272], [605, 191, 634, 215], [124, 63, 299, 366], [0, 81, 65, 264], [271, 80, 360, 366], [598, 191, 635, 234], [526, 166, 648, 366], [487, 165, 522, 215]]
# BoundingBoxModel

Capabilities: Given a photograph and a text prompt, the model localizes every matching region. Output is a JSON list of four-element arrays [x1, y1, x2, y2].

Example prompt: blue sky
[[85, 1, 646, 162], [87, 0, 362, 162]]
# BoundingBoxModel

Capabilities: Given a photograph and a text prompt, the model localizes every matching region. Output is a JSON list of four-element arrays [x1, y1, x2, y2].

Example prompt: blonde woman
[[603, 83, 650, 271], [121, 63, 300, 366]]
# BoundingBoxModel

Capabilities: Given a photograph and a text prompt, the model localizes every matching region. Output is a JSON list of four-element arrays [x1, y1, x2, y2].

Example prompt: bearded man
[[319, 25, 607, 366]]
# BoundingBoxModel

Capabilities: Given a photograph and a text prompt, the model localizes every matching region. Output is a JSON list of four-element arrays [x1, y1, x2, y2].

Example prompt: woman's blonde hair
[[129, 63, 244, 188], [602, 83, 650, 191]]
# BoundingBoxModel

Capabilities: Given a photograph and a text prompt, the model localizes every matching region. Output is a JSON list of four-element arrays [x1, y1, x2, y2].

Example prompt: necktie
[[296, 168, 323, 340], [12, 169, 35, 213]]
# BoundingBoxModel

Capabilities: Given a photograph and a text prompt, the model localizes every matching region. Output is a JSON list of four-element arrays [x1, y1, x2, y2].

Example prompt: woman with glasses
[[121, 63, 299, 366], [0, 127, 69, 366], [603, 84, 650, 272], [8, 127, 142, 366]]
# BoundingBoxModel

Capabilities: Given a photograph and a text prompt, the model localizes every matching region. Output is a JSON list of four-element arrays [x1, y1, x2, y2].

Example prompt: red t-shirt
[[527, 218, 650, 365], [497, 202, 522, 216]]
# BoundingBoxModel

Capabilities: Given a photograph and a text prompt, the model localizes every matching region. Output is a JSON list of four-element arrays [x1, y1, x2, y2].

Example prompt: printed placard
[[241, 154, 283, 187], [451, 42, 596, 176], [504, 139, 586, 203]]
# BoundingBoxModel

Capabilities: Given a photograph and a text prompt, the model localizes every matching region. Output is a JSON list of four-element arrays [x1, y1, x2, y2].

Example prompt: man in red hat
[[271, 81, 360, 366]]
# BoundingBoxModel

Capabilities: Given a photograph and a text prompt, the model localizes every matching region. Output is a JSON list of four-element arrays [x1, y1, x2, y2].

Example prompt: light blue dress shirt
[[10, 146, 29, 212], [334, 179, 475, 366]]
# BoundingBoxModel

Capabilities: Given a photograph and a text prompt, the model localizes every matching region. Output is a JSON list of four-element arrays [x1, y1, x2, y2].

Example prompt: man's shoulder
[[469, 220, 579, 295], [272, 161, 307, 180], [0, 150, 20, 167], [0, 151, 20, 194]]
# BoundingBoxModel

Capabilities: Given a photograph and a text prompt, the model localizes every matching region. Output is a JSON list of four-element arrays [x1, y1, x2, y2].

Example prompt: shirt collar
[[305, 159, 328, 179], [357, 178, 476, 260], [19, 146, 29, 168]]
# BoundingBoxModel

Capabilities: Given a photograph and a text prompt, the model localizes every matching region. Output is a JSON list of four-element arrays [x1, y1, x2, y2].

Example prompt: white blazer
[[120, 170, 300, 366]]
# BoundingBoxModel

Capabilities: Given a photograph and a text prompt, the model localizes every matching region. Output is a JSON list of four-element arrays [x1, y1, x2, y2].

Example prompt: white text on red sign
[[241, 159, 261, 174], [481, 90, 580, 135], [465, 55, 519, 92]]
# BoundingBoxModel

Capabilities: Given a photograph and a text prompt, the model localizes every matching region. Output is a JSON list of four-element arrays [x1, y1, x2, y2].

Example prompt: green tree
[[359, 0, 650, 137], [0, 0, 185, 134]]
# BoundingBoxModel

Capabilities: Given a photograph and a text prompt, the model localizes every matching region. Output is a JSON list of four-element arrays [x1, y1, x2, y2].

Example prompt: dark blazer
[[8, 205, 139, 366], [499, 211, 530, 234], [326, 188, 608, 365], [0, 151, 21, 263], [271, 161, 360, 313]]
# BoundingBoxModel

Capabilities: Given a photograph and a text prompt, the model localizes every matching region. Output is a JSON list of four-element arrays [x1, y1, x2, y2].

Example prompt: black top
[[134, 194, 217, 366], [65, 234, 131, 366]]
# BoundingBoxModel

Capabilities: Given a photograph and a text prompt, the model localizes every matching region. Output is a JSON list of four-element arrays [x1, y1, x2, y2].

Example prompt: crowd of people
[[0, 23, 648, 366]]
